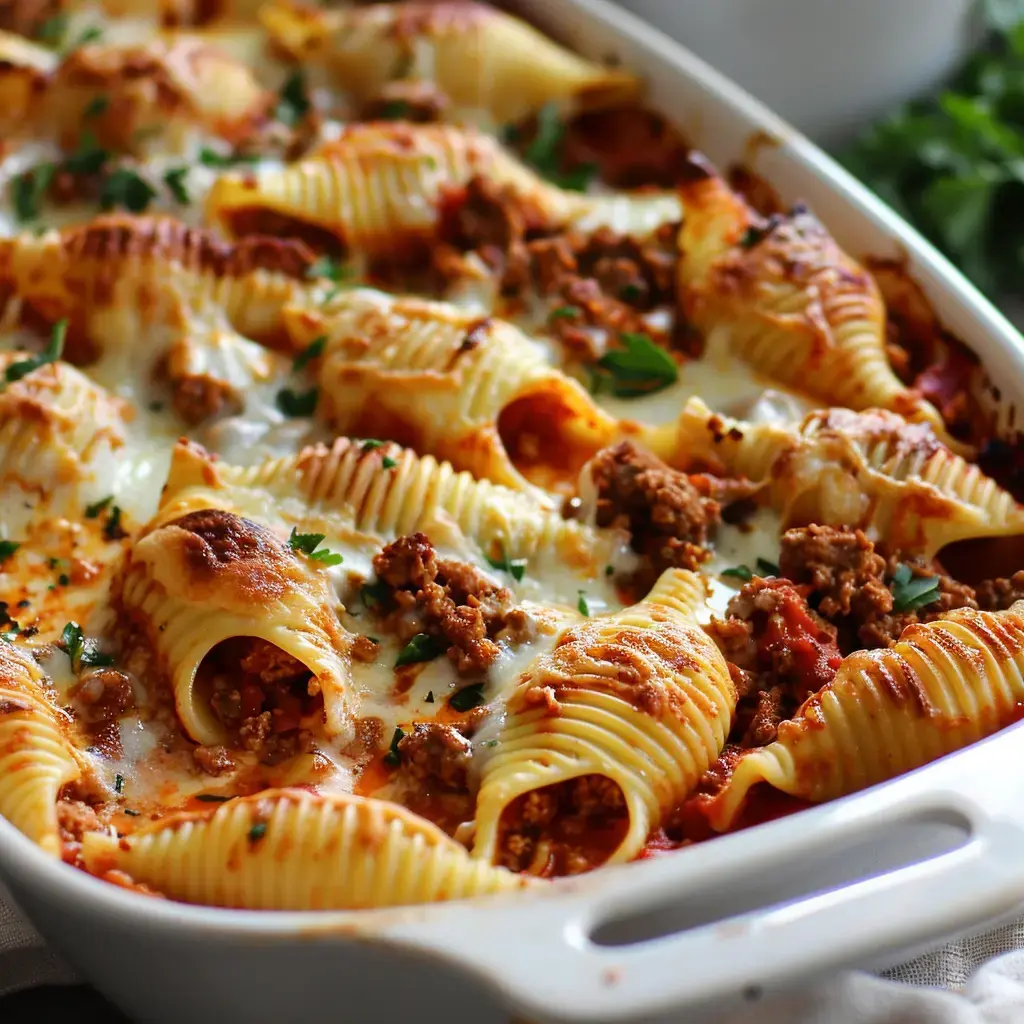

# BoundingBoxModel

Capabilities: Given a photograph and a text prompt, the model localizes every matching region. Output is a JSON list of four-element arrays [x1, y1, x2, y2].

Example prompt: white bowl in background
[[614, 0, 981, 144]]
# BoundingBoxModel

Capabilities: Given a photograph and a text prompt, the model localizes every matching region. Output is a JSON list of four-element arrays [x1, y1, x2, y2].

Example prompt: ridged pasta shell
[[116, 504, 354, 745], [700, 603, 1024, 831], [283, 287, 622, 493], [677, 170, 947, 435], [205, 123, 681, 254], [0, 217, 321, 349], [673, 397, 1024, 558], [0, 31, 56, 136], [472, 568, 734, 871], [0, 643, 83, 856], [260, 0, 638, 125], [0, 357, 128, 504], [81, 788, 536, 909]]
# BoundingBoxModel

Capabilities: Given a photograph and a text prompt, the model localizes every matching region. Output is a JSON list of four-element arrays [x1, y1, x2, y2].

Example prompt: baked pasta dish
[[0, 0, 1023, 911]]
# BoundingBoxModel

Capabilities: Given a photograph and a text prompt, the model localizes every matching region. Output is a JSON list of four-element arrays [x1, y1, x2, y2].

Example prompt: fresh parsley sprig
[[5, 320, 67, 384], [890, 564, 942, 613], [287, 528, 343, 566], [589, 333, 678, 399]]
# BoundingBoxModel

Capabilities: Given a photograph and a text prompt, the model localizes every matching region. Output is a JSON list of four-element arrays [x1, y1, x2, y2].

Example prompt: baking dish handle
[[380, 781, 1024, 1023]]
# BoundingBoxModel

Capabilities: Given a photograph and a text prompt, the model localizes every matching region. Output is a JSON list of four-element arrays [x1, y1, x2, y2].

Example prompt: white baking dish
[[5, 2, 1024, 1022]]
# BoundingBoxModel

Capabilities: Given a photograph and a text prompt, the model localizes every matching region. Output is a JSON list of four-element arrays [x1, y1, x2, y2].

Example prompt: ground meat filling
[[705, 577, 843, 748], [370, 532, 530, 674], [497, 774, 629, 877], [590, 440, 755, 580], [199, 637, 317, 764], [776, 525, 978, 650], [977, 570, 1024, 611]]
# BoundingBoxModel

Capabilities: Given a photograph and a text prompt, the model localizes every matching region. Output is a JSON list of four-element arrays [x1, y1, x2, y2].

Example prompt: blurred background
[[619, 0, 1024, 303]]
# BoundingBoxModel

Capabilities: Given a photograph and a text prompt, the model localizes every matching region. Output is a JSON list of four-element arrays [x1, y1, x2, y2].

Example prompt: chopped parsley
[[85, 495, 113, 519], [276, 387, 318, 417], [195, 794, 231, 802], [756, 557, 780, 577], [739, 225, 770, 249], [73, 25, 103, 48], [275, 70, 310, 127], [58, 573, 70, 586], [12, 163, 56, 223], [0, 540, 19, 562], [721, 565, 753, 581], [247, 822, 268, 843], [361, 439, 385, 451], [379, 100, 409, 120], [306, 255, 352, 284], [83, 95, 109, 120], [198, 147, 256, 168], [63, 132, 109, 176], [381, 456, 398, 469], [486, 547, 527, 582], [590, 332, 678, 398], [577, 590, 591, 616], [292, 336, 326, 372], [383, 726, 405, 767], [361, 578, 390, 609], [424, 690, 434, 703], [449, 682, 486, 712], [103, 504, 125, 540], [100, 168, 157, 213], [890, 564, 942, 613], [123, 809, 140, 816], [5, 319, 67, 384], [395, 632, 443, 668], [605, 564, 615, 576], [548, 305, 579, 321], [37, 13, 68, 47], [59, 621, 115, 671], [163, 167, 190, 205], [287, 527, 342, 565], [522, 103, 596, 191], [114, 773, 124, 794]]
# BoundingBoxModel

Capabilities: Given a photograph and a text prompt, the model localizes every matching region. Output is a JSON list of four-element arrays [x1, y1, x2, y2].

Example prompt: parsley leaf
[[306, 255, 351, 283], [275, 70, 310, 127], [114, 773, 124, 794], [486, 547, 527, 582], [83, 95, 109, 119], [63, 131, 108, 176], [721, 565, 754, 581], [361, 439, 385, 451], [449, 682, 485, 712], [12, 164, 56, 223], [287, 528, 342, 565], [424, 690, 434, 703], [361, 578, 390, 609], [590, 332, 678, 398], [379, 100, 409, 120], [85, 495, 113, 519], [383, 726, 404, 767], [395, 632, 443, 668], [60, 621, 114, 671], [198, 147, 256, 168], [247, 822, 267, 842], [521, 103, 595, 191], [890, 564, 943, 613], [577, 590, 590, 616], [103, 505, 125, 540], [381, 456, 397, 469], [195, 793, 231, 802], [739, 225, 770, 249], [276, 387, 318, 417], [756, 557, 780, 576], [37, 13, 68, 47], [163, 166, 190, 205], [548, 305, 579, 321], [0, 540, 18, 561], [100, 168, 157, 213], [6, 319, 67, 383], [292, 335, 326, 372]]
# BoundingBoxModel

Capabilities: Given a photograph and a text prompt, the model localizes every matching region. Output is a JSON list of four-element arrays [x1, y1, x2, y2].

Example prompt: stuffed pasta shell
[[260, 0, 638, 126], [205, 123, 682, 257], [472, 568, 734, 875]]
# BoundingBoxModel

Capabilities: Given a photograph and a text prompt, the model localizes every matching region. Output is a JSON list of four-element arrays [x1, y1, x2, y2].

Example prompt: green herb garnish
[[379, 100, 409, 120], [114, 773, 124, 794], [275, 70, 310, 127], [37, 13, 68, 47], [383, 726, 404, 767], [276, 387, 318, 417], [395, 632, 443, 668], [163, 167, 190, 205], [890, 564, 942, 613], [85, 495, 113, 519], [449, 682, 486, 712], [756, 557, 780, 576], [12, 164, 56, 223], [721, 565, 754, 581], [6, 319, 67, 383], [100, 168, 157, 213], [83, 95, 109, 119], [59, 621, 115, 671], [577, 590, 590, 616], [739, 225, 769, 249], [287, 527, 342, 565], [486, 547, 526, 582], [424, 690, 434, 703], [248, 822, 267, 842], [522, 103, 596, 191], [548, 305, 579, 321], [103, 505, 125, 540], [590, 332, 678, 399], [306, 255, 351, 283], [198, 147, 256, 168], [63, 132, 108, 176], [292, 335, 326, 372], [0, 540, 19, 562], [361, 439, 385, 451], [195, 794, 231, 802], [360, 578, 390, 609], [381, 456, 398, 469]]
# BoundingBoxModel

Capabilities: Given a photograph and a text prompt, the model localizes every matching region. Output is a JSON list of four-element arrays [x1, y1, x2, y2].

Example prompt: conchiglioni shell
[[677, 172, 947, 435], [672, 397, 1024, 559], [701, 604, 1024, 831], [81, 788, 536, 909], [283, 288, 622, 493], [0, 643, 83, 856], [117, 504, 353, 745], [260, 0, 638, 125], [472, 568, 734, 871], [205, 123, 681, 254]]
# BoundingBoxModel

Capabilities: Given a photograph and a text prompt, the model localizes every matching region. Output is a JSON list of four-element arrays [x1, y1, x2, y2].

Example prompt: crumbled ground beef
[[977, 570, 1024, 611], [202, 637, 317, 763], [498, 774, 628, 877], [590, 441, 756, 582], [69, 669, 134, 727], [166, 374, 241, 426], [193, 744, 236, 776], [370, 533, 530, 674], [397, 721, 472, 792], [350, 634, 380, 662], [361, 79, 450, 123], [706, 578, 843, 747]]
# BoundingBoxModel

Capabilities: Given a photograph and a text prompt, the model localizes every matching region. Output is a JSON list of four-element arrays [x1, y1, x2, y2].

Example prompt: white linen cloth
[[5, 875, 1024, 1022]]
